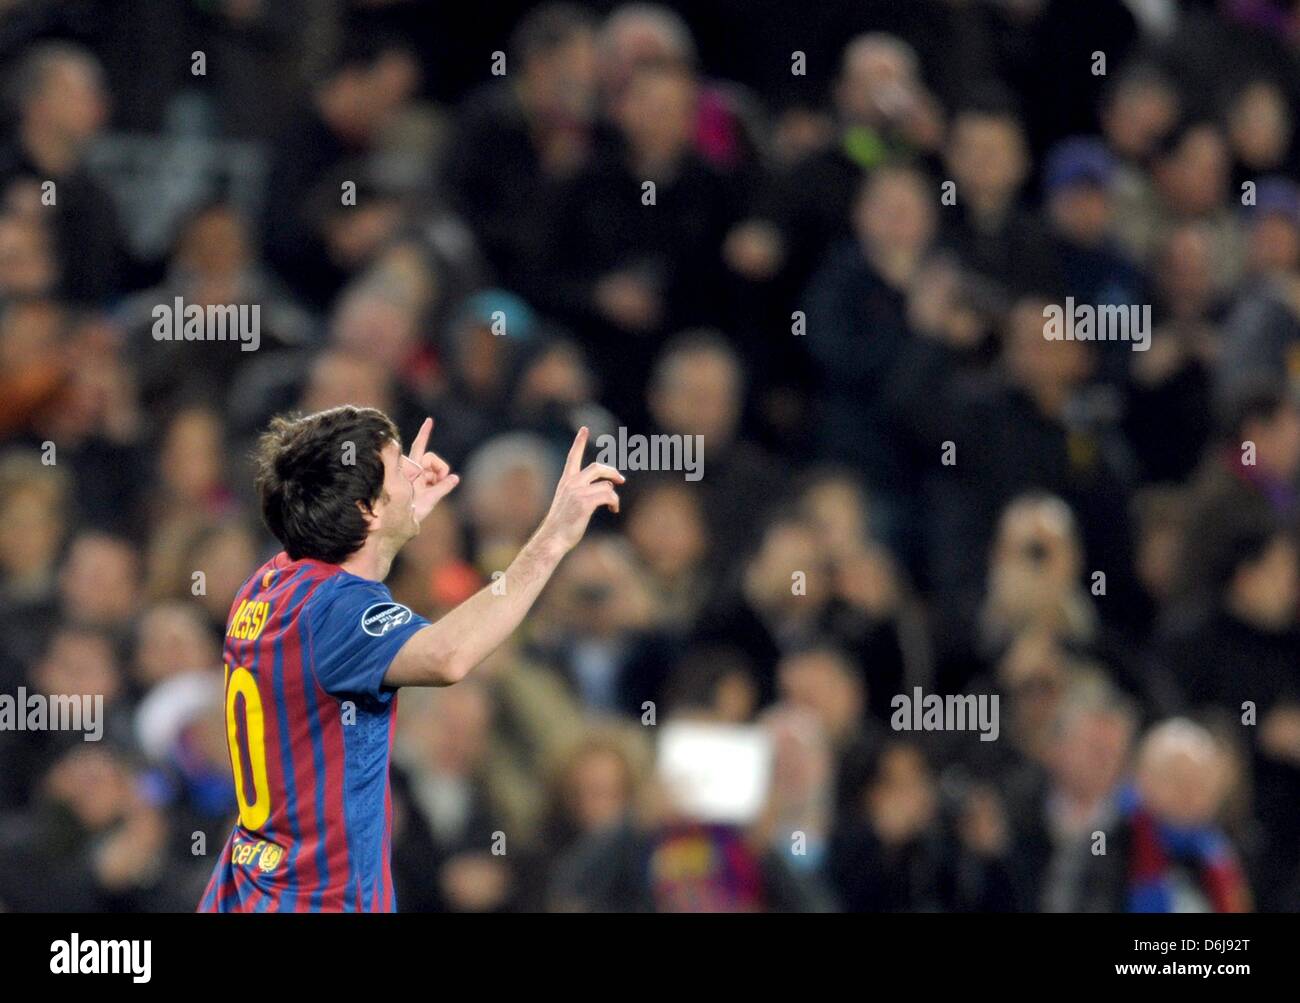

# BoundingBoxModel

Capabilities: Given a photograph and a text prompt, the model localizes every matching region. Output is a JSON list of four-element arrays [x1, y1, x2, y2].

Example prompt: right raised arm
[[383, 427, 624, 688]]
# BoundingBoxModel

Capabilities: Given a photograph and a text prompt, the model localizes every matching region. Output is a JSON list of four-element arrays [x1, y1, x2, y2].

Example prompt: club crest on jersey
[[361, 602, 413, 637]]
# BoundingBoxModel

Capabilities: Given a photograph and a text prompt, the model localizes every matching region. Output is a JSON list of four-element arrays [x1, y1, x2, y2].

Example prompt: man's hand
[[406, 417, 459, 524], [384, 425, 624, 690], [536, 426, 625, 555]]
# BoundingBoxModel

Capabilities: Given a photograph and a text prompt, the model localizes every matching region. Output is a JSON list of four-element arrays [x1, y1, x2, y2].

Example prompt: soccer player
[[198, 406, 623, 912]]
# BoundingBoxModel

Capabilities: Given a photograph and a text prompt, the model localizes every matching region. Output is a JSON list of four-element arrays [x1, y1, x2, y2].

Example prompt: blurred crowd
[[0, 0, 1299, 913]]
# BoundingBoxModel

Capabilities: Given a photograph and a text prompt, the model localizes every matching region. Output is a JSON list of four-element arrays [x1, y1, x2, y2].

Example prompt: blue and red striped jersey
[[198, 551, 430, 913]]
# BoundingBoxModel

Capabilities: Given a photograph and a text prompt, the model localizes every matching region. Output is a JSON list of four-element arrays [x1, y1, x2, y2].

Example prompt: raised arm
[[383, 426, 623, 688]]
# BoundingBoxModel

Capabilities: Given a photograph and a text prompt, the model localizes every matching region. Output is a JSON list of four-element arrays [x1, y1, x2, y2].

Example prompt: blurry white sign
[[657, 721, 773, 825]]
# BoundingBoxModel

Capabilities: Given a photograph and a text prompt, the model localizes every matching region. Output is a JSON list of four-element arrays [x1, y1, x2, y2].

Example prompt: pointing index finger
[[408, 417, 433, 461], [565, 426, 590, 478]]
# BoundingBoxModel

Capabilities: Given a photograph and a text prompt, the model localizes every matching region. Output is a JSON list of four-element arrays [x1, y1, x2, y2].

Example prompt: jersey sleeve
[[304, 576, 431, 698]]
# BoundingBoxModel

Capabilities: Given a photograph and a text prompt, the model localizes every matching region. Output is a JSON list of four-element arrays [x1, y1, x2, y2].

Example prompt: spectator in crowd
[[775, 645, 886, 823], [1099, 63, 1180, 172], [541, 721, 650, 908], [1043, 136, 1147, 388], [544, 59, 742, 405], [1123, 222, 1219, 484], [0, 451, 68, 680], [1155, 513, 1300, 910], [0, 41, 129, 303], [119, 201, 315, 415], [444, 4, 601, 305], [132, 667, 231, 907], [1113, 119, 1244, 290], [828, 740, 1017, 912], [645, 330, 782, 557], [262, 33, 422, 307], [692, 511, 834, 707], [1008, 676, 1140, 911], [622, 475, 711, 630], [0, 624, 130, 810], [1218, 179, 1300, 399], [1106, 719, 1250, 913], [432, 290, 542, 468], [460, 432, 562, 574], [940, 89, 1061, 298], [598, 3, 764, 174], [529, 533, 675, 717], [0, 744, 182, 911], [131, 602, 219, 688], [804, 163, 936, 515], [1221, 77, 1296, 193], [737, 33, 943, 295], [390, 683, 523, 912], [1173, 378, 1300, 611]]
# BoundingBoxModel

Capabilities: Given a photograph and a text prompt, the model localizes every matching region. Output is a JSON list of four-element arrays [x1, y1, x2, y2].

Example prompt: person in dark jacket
[[1155, 514, 1300, 911], [804, 163, 936, 513], [0, 42, 131, 305]]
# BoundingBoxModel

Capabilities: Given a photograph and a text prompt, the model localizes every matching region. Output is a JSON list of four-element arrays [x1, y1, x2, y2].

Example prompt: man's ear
[[356, 497, 379, 528]]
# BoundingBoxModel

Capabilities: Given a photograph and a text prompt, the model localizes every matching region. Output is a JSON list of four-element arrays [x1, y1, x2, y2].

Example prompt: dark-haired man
[[444, 3, 600, 302], [940, 94, 1062, 299], [1172, 378, 1300, 610], [261, 35, 421, 307], [199, 407, 622, 911], [0, 41, 129, 304]]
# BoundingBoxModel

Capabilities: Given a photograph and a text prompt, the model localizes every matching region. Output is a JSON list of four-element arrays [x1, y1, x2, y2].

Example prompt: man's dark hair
[[1153, 117, 1219, 162], [1102, 61, 1175, 113], [509, 3, 596, 65], [952, 80, 1023, 125], [1206, 510, 1289, 596], [316, 30, 416, 87], [254, 406, 399, 564], [1218, 376, 1289, 440], [662, 645, 757, 717]]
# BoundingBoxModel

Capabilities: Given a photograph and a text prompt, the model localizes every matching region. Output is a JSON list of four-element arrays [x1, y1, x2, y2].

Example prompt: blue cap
[[1044, 137, 1117, 195], [454, 289, 537, 342]]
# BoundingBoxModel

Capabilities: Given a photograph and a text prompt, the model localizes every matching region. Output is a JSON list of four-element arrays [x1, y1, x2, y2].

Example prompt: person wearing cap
[[431, 289, 540, 469], [1244, 176, 1300, 278], [1219, 176, 1300, 400], [1044, 136, 1146, 335]]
